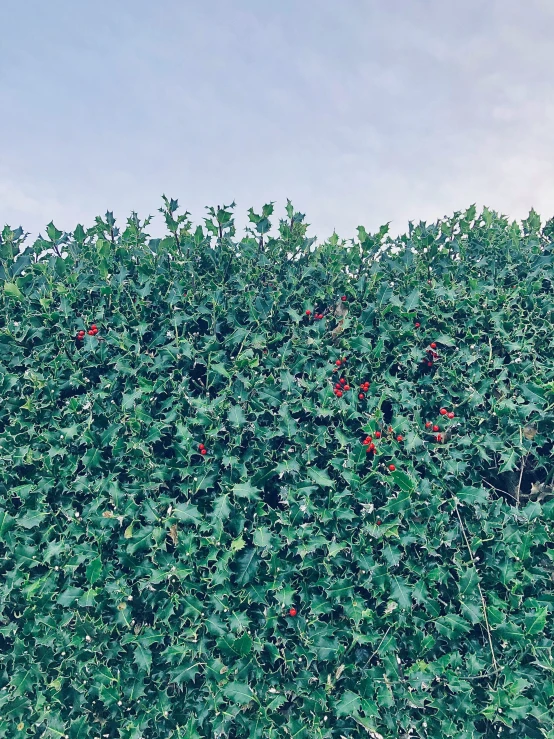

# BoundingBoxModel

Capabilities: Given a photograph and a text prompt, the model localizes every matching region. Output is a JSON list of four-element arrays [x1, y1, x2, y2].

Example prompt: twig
[[361, 626, 392, 669], [516, 447, 530, 509], [453, 500, 499, 677], [482, 479, 518, 502]]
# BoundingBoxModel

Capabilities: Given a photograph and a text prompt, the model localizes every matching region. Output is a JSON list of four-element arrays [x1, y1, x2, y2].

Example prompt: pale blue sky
[[1, 0, 554, 242]]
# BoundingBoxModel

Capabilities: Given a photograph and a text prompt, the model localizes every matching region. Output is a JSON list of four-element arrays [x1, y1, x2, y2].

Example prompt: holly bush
[[1, 200, 554, 739]]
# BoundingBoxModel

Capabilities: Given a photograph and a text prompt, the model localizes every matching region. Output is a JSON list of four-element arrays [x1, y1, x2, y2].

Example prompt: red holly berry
[[439, 408, 447, 415], [366, 445, 373, 453], [415, 322, 420, 328], [425, 422, 432, 428], [335, 360, 342, 366], [289, 607, 297, 617], [430, 342, 437, 349], [341, 296, 347, 301], [375, 431, 381, 438], [427, 361, 433, 367], [397, 435, 403, 442], [344, 385, 350, 391], [87, 330, 94, 335], [389, 464, 396, 471], [447, 412, 455, 419], [92, 328, 98, 335], [433, 425, 439, 432], [198, 444, 205, 450], [369, 443, 375, 450], [91, 324, 97, 330], [388, 426, 393, 433], [376, 519, 382, 525], [306, 310, 311, 315], [200, 449, 207, 455], [340, 378, 346, 385], [319, 314, 324, 319], [336, 390, 343, 397], [436, 434, 442, 442], [358, 393, 365, 400]]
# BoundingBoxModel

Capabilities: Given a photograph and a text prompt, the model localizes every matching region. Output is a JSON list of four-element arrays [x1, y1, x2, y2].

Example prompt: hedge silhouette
[[1, 200, 554, 738]]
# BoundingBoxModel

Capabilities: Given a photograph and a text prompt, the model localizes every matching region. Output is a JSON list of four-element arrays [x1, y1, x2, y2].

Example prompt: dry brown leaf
[[168, 523, 178, 546], [523, 424, 537, 440]]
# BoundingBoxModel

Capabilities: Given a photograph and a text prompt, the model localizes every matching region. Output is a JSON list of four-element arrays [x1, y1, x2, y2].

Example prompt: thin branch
[[482, 479, 518, 502], [454, 501, 499, 676], [516, 449, 530, 509]]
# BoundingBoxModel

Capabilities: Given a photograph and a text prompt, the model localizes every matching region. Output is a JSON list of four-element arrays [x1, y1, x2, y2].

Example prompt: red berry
[[289, 607, 297, 617], [415, 322, 420, 327], [427, 361, 433, 367], [430, 342, 437, 349], [344, 385, 350, 391], [341, 295, 347, 301], [336, 390, 343, 397], [340, 378, 346, 385], [358, 393, 365, 400], [425, 422, 432, 428], [87, 330, 94, 335], [433, 425, 439, 432], [319, 314, 324, 319], [366, 445, 373, 453], [369, 443, 375, 450], [335, 360, 341, 366], [388, 426, 393, 433], [397, 435, 403, 442], [306, 310, 311, 315], [447, 412, 455, 419], [375, 431, 381, 438], [376, 519, 382, 526], [91, 324, 97, 330], [389, 464, 395, 471], [436, 434, 442, 442], [92, 328, 98, 335], [198, 444, 205, 450], [440, 408, 447, 416], [200, 449, 207, 455]]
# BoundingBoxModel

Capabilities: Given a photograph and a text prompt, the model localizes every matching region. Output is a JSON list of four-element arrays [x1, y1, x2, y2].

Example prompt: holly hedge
[[1, 199, 554, 738]]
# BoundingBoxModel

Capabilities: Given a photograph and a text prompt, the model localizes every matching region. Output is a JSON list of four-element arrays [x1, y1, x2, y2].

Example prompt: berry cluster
[[362, 425, 402, 459], [334, 376, 351, 397], [425, 408, 455, 441], [198, 443, 208, 456], [306, 295, 347, 321], [424, 341, 440, 367], [358, 379, 370, 400], [76, 323, 99, 342]]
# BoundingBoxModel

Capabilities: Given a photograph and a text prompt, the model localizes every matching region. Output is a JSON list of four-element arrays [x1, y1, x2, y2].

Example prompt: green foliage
[[1, 201, 554, 737]]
